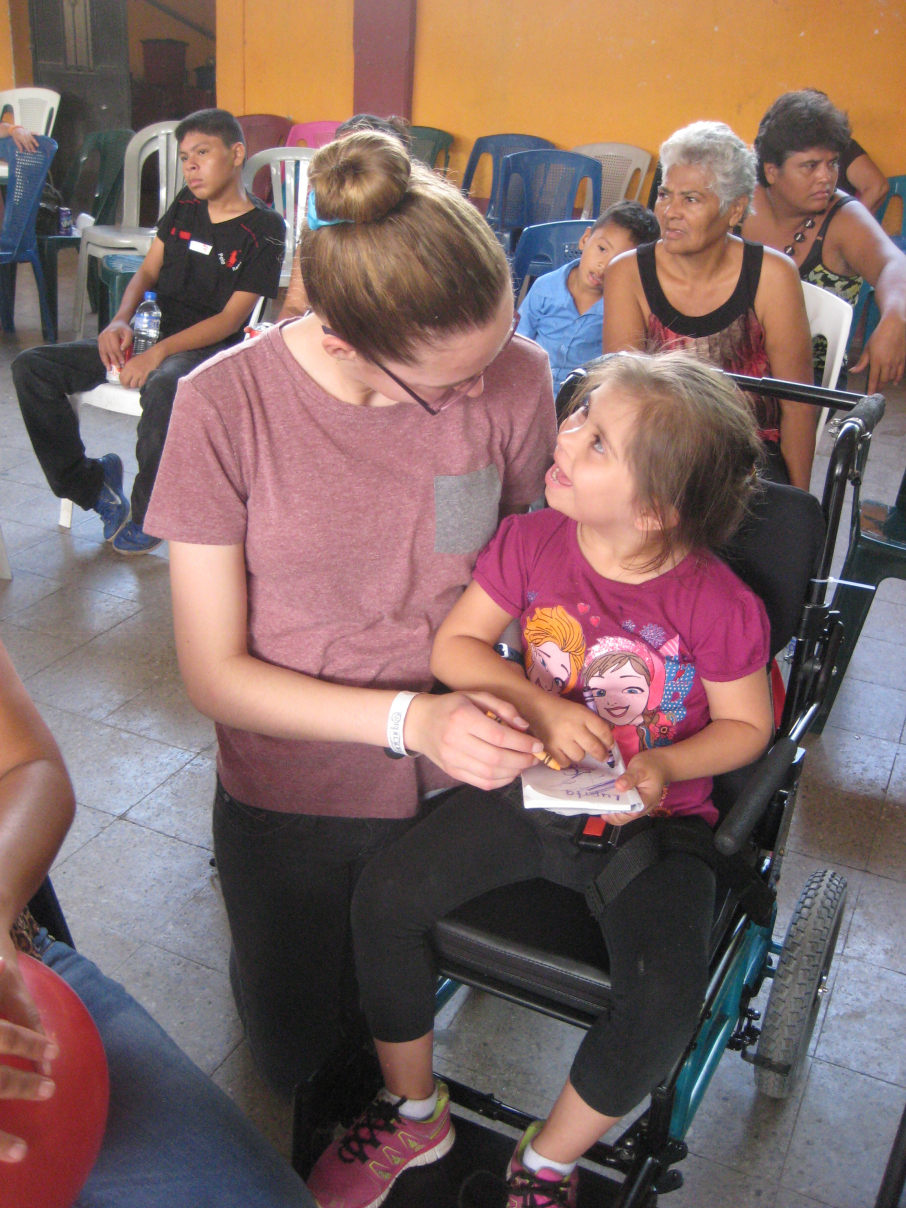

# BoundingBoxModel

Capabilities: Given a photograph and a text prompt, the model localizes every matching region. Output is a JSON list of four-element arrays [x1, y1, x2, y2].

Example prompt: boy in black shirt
[[14, 108, 286, 554]]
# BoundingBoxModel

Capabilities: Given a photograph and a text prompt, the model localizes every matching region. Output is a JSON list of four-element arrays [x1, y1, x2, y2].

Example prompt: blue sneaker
[[112, 521, 163, 556], [93, 454, 131, 541]]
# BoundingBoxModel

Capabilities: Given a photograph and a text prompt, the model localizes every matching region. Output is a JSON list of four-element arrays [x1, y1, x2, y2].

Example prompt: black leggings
[[351, 787, 715, 1118]]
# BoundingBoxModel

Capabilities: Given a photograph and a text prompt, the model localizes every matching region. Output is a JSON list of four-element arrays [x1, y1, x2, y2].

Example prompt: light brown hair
[[523, 606, 586, 692], [566, 352, 761, 566], [299, 131, 511, 364]]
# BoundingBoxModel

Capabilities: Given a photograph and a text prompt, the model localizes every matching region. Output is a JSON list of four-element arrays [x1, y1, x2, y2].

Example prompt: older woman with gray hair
[[604, 121, 815, 488]]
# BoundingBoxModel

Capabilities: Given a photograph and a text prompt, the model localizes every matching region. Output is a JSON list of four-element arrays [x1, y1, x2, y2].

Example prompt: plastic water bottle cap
[[144, 291, 156, 301]]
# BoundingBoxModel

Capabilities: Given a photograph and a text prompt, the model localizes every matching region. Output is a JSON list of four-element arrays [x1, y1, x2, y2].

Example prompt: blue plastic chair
[[875, 174, 906, 242], [460, 134, 555, 226], [497, 150, 602, 252], [0, 134, 57, 341], [511, 219, 592, 297]]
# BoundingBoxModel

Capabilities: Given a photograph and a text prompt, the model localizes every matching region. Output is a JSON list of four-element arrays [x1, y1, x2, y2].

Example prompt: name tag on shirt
[[189, 240, 213, 255]]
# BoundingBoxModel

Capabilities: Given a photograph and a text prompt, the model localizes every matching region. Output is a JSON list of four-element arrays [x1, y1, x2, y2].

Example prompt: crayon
[[485, 711, 563, 771]]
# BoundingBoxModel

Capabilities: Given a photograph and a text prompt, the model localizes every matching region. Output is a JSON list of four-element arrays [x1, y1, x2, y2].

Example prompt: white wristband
[[387, 691, 419, 756]]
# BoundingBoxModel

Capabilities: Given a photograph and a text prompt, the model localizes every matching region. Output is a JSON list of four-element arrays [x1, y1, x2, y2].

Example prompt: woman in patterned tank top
[[604, 121, 815, 489], [743, 90, 906, 396]]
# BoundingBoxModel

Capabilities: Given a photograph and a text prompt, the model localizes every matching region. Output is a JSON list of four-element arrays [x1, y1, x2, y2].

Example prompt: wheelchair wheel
[[754, 868, 847, 1100]]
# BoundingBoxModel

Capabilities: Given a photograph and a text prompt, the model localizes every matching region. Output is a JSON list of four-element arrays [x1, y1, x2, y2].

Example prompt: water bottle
[[132, 292, 162, 356]]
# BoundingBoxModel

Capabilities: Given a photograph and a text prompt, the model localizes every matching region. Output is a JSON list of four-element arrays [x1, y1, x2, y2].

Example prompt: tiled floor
[[2, 261, 906, 1208]]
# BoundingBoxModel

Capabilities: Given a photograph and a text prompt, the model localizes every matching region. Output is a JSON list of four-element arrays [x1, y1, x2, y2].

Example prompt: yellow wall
[[215, 0, 354, 121], [412, 0, 906, 199], [129, 0, 215, 82]]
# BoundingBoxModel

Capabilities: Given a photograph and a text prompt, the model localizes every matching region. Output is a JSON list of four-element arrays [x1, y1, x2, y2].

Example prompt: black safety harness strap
[[583, 817, 774, 928]]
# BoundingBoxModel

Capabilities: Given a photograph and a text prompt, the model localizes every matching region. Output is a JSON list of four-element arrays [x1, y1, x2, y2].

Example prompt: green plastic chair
[[36, 128, 133, 341], [97, 252, 144, 328], [812, 454, 906, 733], [409, 126, 454, 171]]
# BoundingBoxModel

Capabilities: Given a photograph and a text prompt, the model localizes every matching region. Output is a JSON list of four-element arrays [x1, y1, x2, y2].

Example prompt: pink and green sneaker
[[505, 1121, 579, 1208], [306, 1081, 455, 1208]]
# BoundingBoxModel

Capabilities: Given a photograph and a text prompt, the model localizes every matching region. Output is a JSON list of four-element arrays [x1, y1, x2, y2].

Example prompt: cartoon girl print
[[523, 606, 586, 695], [582, 636, 667, 761]]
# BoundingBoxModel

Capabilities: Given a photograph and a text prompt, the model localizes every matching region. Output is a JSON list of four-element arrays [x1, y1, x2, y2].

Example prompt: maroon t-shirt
[[473, 509, 771, 824], [145, 323, 556, 817]]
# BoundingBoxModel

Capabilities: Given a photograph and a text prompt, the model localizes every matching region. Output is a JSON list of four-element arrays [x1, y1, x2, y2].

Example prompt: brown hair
[[583, 651, 658, 746], [299, 131, 511, 364], [566, 352, 761, 567]]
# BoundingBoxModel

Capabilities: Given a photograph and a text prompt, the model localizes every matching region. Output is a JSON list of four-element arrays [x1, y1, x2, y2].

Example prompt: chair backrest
[[122, 121, 183, 227], [59, 128, 134, 225], [511, 220, 592, 298], [498, 150, 602, 233], [875, 174, 906, 241], [238, 113, 293, 157], [0, 135, 57, 261], [460, 134, 556, 223], [0, 87, 60, 136], [409, 126, 454, 170], [802, 281, 853, 389], [286, 121, 344, 149], [242, 147, 316, 273], [570, 142, 652, 214]]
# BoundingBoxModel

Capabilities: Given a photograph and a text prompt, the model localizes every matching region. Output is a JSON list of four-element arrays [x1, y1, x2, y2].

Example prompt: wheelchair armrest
[[714, 737, 797, 856], [847, 391, 886, 436]]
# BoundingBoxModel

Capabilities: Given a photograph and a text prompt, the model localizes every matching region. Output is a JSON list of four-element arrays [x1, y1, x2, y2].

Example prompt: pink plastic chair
[[286, 121, 344, 149]]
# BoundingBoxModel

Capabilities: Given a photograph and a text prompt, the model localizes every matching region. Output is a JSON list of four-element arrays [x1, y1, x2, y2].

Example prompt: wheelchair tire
[[754, 868, 847, 1100]]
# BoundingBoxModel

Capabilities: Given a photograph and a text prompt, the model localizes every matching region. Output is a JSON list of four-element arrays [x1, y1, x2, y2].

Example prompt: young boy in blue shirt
[[517, 200, 660, 395]]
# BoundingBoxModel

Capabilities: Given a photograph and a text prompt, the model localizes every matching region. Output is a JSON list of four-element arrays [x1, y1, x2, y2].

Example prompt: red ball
[[0, 953, 109, 1208]]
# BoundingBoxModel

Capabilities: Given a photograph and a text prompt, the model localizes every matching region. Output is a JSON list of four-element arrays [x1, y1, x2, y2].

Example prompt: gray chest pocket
[[434, 464, 502, 554]]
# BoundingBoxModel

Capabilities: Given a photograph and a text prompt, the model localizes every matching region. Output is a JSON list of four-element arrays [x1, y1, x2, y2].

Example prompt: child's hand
[[98, 320, 134, 370], [612, 749, 670, 822], [119, 344, 165, 390], [522, 694, 613, 768]]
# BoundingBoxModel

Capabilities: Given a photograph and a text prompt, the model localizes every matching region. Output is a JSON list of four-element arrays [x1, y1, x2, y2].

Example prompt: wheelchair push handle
[[714, 737, 798, 856], [845, 391, 885, 436]]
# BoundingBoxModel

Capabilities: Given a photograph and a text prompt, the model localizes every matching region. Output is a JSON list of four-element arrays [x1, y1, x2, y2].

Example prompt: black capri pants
[[351, 786, 715, 1118]]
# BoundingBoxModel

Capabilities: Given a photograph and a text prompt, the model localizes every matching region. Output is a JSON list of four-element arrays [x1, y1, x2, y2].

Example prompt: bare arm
[[844, 152, 889, 214], [602, 251, 649, 352], [0, 641, 75, 1152], [614, 670, 773, 809], [830, 203, 906, 392], [0, 123, 38, 153], [169, 542, 542, 790], [757, 249, 817, 490]]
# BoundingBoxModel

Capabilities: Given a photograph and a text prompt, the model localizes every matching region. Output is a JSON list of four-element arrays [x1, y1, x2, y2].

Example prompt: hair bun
[[308, 131, 411, 225]]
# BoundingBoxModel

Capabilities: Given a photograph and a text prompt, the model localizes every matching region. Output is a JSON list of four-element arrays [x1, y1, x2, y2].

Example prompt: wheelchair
[[287, 369, 886, 1206]]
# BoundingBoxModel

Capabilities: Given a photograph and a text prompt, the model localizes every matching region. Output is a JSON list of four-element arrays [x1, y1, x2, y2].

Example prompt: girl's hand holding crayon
[[517, 692, 614, 771]]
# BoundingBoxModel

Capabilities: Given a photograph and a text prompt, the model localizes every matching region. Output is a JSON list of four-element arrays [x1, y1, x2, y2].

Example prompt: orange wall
[[0, 0, 13, 89], [411, 0, 906, 199], [8, 0, 30, 85], [216, 0, 353, 121], [128, 0, 215, 82]]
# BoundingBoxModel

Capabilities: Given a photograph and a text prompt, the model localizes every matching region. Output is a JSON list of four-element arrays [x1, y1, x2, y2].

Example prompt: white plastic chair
[[0, 88, 61, 187], [73, 122, 185, 335], [58, 297, 266, 528], [242, 147, 315, 287], [570, 143, 652, 217], [801, 281, 854, 444]]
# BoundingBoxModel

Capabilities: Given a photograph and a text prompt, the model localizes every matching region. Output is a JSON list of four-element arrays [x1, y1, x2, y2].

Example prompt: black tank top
[[637, 239, 765, 337]]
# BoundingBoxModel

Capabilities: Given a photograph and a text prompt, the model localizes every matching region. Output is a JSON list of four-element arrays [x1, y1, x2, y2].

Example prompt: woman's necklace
[[783, 215, 817, 257]]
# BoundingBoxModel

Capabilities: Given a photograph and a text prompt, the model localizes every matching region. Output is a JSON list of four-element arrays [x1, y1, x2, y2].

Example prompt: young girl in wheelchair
[[307, 353, 775, 1208]]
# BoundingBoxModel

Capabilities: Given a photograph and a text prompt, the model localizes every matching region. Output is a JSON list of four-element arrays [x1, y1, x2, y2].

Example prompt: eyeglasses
[[321, 314, 520, 416]]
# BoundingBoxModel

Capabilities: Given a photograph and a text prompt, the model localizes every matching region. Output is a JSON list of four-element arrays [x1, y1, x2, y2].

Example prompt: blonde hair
[[566, 352, 761, 567], [299, 131, 511, 364], [523, 606, 586, 692]]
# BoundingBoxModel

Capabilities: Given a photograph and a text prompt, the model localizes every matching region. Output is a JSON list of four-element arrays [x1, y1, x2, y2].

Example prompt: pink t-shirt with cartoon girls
[[473, 508, 771, 825]]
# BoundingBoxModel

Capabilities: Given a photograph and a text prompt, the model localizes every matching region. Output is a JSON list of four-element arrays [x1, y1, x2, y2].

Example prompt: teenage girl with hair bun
[[144, 131, 556, 1095]]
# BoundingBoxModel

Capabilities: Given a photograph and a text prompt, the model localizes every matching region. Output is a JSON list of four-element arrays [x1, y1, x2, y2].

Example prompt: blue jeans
[[37, 937, 314, 1208]]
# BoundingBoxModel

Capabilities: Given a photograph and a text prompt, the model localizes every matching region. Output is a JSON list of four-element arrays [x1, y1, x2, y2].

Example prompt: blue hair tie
[[307, 190, 353, 231]]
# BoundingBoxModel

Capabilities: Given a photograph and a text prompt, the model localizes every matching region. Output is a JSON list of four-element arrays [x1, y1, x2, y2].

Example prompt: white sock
[[386, 1085, 438, 1121], [523, 1139, 577, 1178]]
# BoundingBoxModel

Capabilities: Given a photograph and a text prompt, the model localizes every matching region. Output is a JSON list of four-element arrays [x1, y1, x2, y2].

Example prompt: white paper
[[521, 745, 645, 815]]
